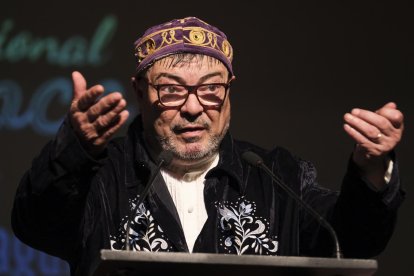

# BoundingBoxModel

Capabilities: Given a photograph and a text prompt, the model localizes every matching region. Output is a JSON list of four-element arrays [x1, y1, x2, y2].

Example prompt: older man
[[12, 17, 404, 275]]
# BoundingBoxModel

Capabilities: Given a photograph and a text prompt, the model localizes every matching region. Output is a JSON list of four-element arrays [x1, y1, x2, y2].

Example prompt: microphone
[[242, 151, 342, 259], [124, 150, 173, 251]]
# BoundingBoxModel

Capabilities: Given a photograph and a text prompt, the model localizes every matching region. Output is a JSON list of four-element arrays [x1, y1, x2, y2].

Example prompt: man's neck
[[165, 153, 219, 179], [142, 133, 219, 179]]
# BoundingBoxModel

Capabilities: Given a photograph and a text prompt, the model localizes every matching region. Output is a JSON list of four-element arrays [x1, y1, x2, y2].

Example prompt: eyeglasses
[[146, 81, 232, 107]]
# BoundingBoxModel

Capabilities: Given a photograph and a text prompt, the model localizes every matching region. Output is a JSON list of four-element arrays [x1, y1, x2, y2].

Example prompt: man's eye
[[160, 85, 182, 93], [199, 84, 220, 92], [207, 85, 219, 91]]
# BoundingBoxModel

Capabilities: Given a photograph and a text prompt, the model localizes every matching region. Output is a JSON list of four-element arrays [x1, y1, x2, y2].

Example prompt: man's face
[[135, 55, 232, 166]]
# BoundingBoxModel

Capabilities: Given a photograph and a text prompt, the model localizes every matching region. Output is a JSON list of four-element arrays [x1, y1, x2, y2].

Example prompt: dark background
[[1, 0, 412, 275]]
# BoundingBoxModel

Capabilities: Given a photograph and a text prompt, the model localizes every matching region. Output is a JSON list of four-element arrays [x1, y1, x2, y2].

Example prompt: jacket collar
[[206, 131, 246, 194]]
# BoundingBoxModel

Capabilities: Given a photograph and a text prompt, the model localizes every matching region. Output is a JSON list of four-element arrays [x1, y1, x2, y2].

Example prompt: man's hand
[[343, 102, 404, 190], [70, 71, 129, 157]]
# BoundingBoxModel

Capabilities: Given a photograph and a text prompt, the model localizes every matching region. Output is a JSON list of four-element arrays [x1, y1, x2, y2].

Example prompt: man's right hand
[[70, 71, 129, 157]]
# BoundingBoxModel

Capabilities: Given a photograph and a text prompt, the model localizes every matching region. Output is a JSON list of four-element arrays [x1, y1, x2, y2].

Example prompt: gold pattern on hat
[[135, 26, 233, 64], [188, 29, 206, 45], [221, 40, 232, 59]]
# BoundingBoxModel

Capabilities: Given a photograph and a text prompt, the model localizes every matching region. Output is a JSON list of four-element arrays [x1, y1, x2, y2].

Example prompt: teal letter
[[30, 77, 71, 135], [88, 15, 118, 65], [0, 19, 13, 59], [0, 80, 31, 129], [28, 37, 58, 63], [58, 36, 87, 66], [5, 31, 31, 62]]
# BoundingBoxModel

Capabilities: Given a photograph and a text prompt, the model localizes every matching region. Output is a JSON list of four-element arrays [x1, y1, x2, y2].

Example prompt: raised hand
[[70, 71, 129, 157], [343, 102, 404, 189]]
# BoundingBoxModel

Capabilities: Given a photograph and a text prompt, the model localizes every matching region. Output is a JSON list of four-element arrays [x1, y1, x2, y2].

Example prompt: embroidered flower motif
[[217, 198, 278, 255], [110, 196, 172, 252]]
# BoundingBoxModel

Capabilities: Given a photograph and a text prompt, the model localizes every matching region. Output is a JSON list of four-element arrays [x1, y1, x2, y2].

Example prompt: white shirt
[[161, 154, 219, 252]]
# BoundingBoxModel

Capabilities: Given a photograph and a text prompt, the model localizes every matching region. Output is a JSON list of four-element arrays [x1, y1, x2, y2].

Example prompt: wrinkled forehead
[[143, 54, 230, 80]]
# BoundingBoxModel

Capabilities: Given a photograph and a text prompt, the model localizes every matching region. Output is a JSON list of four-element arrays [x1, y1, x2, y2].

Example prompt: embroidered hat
[[134, 17, 234, 76]]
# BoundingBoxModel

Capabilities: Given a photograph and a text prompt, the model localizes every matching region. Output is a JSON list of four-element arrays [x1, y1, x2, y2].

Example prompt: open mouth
[[174, 126, 206, 134]]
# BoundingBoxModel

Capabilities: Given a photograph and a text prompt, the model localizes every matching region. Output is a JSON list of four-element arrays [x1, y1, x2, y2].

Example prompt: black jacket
[[12, 116, 404, 275]]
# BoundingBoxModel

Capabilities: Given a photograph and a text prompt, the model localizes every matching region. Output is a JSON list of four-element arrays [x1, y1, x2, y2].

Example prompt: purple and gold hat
[[134, 17, 234, 76]]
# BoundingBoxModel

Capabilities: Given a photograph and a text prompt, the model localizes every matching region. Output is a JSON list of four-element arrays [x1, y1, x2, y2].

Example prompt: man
[[12, 17, 405, 275]]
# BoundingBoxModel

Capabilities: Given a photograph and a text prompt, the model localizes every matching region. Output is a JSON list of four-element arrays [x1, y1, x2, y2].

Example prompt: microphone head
[[157, 151, 174, 166], [242, 151, 263, 167]]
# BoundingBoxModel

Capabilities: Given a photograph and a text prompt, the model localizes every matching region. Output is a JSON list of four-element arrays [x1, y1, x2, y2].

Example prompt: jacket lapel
[[147, 172, 189, 252]]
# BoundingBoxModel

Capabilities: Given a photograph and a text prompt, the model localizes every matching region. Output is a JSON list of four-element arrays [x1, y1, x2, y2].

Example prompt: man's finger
[[344, 112, 389, 140], [350, 108, 394, 136], [102, 110, 130, 139], [72, 71, 87, 100], [343, 123, 388, 157], [86, 92, 124, 122], [376, 107, 404, 129], [77, 84, 105, 111], [94, 110, 130, 144], [381, 102, 397, 109], [343, 123, 376, 146], [90, 98, 127, 128]]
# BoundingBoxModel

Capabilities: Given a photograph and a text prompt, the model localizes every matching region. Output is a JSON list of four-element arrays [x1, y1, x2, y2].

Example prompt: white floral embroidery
[[217, 198, 278, 255], [110, 196, 172, 252]]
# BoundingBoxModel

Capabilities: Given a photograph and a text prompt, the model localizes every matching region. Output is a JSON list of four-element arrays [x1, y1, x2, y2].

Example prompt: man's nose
[[180, 93, 204, 115]]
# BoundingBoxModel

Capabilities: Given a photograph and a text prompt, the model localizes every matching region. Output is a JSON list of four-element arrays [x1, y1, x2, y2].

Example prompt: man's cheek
[[155, 118, 174, 138]]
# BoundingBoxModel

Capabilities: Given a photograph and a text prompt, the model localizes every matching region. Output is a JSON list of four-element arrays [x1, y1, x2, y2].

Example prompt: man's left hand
[[343, 102, 404, 190]]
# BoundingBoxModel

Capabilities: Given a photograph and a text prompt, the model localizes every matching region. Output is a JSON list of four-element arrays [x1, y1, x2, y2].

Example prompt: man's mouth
[[173, 125, 208, 140], [174, 125, 206, 134]]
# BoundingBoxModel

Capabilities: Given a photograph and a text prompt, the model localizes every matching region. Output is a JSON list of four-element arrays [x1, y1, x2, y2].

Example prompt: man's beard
[[157, 122, 229, 162]]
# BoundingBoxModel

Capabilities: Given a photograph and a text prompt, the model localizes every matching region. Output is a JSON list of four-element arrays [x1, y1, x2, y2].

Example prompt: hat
[[134, 17, 234, 76]]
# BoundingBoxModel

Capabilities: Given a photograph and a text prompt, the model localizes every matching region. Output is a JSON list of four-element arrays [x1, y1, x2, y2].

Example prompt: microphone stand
[[242, 151, 342, 259], [124, 151, 172, 251]]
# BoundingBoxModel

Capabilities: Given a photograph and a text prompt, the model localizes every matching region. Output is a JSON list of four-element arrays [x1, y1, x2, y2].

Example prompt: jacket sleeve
[[331, 156, 404, 258], [299, 155, 405, 258], [11, 117, 105, 261]]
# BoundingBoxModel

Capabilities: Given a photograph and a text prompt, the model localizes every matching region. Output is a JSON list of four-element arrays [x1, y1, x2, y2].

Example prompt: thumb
[[382, 102, 397, 109], [72, 71, 87, 100], [376, 102, 397, 115]]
